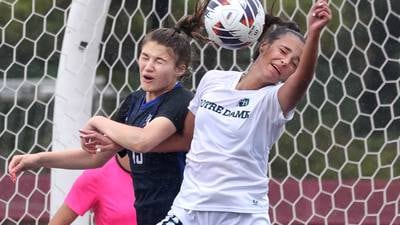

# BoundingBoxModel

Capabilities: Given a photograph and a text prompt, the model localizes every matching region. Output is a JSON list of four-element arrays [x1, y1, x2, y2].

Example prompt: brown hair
[[174, 0, 210, 42], [140, 28, 192, 71], [141, 0, 305, 66], [177, 0, 305, 57], [138, 1, 211, 78], [252, 14, 305, 60]]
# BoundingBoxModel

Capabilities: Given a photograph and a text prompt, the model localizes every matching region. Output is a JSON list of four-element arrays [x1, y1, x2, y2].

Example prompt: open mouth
[[142, 75, 154, 82], [271, 64, 281, 75]]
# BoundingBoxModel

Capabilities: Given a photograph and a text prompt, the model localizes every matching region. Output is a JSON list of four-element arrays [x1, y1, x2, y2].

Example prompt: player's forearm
[[86, 116, 157, 152], [288, 0, 330, 96], [299, 31, 320, 79], [280, 31, 320, 113], [37, 149, 110, 169], [290, 31, 320, 88]]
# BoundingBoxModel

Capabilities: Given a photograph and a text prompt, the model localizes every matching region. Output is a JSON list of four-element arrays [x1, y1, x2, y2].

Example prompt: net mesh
[[1, 0, 399, 224]]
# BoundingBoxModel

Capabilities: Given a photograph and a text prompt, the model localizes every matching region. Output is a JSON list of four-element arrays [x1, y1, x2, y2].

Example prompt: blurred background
[[0, 0, 399, 224]]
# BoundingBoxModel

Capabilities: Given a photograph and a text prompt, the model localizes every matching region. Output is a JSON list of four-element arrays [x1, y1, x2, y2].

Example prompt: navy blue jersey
[[116, 83, 193, 225]]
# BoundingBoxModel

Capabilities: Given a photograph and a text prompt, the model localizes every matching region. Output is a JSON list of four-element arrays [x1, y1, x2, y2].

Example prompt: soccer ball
[[204, 0, 265, 49]]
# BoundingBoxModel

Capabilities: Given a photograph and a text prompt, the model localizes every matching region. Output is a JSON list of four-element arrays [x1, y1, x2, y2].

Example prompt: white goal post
[[51, 0, 111, 224]]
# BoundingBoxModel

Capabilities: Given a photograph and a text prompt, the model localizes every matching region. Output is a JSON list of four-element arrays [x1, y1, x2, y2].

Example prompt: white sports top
[[173, 70, 294, 213]]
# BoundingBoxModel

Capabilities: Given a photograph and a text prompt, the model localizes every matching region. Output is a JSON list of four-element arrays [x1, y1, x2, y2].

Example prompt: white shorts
[[162, 206, 271, 225]]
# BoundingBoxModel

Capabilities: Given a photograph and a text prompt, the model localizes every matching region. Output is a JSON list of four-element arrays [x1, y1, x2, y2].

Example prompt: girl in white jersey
[[156, 0, 332, 225]]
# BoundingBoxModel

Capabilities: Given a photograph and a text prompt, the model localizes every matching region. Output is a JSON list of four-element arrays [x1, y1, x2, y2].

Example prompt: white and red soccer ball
[[204, 0, 265, 49]]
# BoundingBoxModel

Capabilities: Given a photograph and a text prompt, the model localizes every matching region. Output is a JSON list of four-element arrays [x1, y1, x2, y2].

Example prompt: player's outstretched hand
[[8, 154, 40, 183], [79, 129, 122, 154], [308, 0, 332, 34]]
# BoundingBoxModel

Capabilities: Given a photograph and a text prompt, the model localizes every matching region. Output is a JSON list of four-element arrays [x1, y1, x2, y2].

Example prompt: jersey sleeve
[[114, 93, 136, 158], [156, 88, 194, 134], [112, 94, 135, 123], [268, 84, 295, 126], [64, 170, 99, 216]]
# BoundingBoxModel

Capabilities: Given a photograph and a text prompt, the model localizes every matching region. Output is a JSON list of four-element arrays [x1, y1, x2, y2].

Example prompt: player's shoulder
[[129, 89, 146, 99], [198, 70, 241, 88], [262, 82, 283, 93], [169, 84, 193, 99], [114, 90, 144, 121], [175, 85, 193, 94], [80, 165, 104, 182], [204, 69, 233, 76], [121, 89, 144, 105], [204, 69, 241, 80], [161, 89, 192, 111], [83, 157, 119, 181]]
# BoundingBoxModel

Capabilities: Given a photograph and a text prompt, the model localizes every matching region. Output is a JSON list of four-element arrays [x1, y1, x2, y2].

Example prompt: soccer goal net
[[0, 0, 399, 224]]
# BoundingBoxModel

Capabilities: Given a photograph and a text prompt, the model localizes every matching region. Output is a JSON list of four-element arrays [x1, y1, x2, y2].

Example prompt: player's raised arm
[[278, 0, 332, 115]]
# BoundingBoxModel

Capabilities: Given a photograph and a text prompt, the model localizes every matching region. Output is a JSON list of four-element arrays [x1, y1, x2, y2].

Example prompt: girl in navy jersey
[[155, 0, 332, 225], [8, 18, 201, 225]]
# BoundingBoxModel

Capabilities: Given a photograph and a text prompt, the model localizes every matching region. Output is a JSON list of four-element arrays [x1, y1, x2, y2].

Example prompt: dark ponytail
[[253, 11, 304, 60], [262, 14, 284, 35], [174, 0, 210, 42], [259, 14, 301, 41]]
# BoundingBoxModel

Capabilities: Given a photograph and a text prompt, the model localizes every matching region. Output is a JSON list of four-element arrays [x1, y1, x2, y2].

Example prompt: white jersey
[[173, 70, 294, 213]]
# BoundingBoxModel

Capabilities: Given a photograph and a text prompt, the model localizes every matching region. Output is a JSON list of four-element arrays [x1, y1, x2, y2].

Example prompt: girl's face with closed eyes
[[256, 33, 304, 84], [138, 41, 185, 101]]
